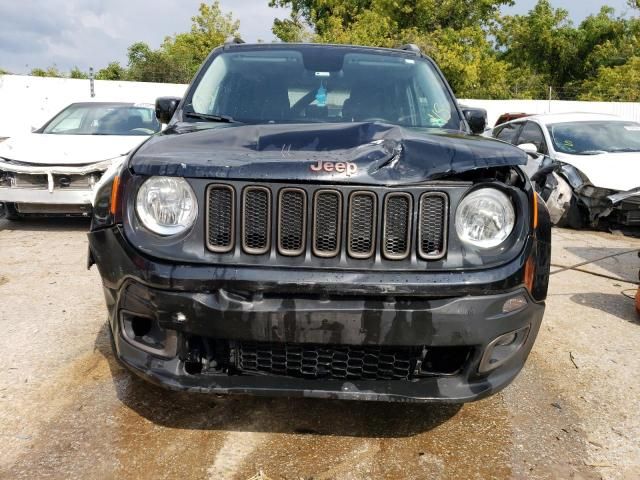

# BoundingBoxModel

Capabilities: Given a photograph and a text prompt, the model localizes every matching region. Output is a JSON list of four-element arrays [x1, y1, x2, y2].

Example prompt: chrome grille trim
[[277, 187, 307, 256], [205, 184, 235, 253], [347, 191, 377, 259], [242, 186, 271, 255], [312, 189, 342, 258], [382, 192, 412, 260], [417, 192, 448, 260]]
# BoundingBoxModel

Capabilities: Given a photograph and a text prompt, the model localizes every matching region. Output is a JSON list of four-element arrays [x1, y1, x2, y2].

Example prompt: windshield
[[42, 104, 161, 136], [549, 121, 640, 154], [187, 47, 460, 129]]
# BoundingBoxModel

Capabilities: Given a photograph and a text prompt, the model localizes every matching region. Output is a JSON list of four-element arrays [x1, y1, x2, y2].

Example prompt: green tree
[[69, 66, 88, 79], [0, 68, 8, 75], [30, 66, 63, 77], [95, 62, 127, 80], [579, 56, 640, 101], [126, 1, 239, 83]]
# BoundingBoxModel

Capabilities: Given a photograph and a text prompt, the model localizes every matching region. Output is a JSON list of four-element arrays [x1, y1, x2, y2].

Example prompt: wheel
[[1, 202, 22, 221], [555, 195, 585, 229]]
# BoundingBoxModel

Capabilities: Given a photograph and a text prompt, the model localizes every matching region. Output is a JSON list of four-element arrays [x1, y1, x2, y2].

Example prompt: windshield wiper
[[184, 112, 241, 124], [607, 147, 640, 153]]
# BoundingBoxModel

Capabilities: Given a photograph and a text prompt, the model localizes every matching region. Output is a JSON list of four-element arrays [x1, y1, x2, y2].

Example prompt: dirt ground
[[0, 218, 639, 480]]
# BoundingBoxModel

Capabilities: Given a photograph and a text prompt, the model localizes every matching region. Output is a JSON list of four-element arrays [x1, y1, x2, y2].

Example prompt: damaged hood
[[129, 122, 527, 185], [555, 151, 640, 192], [0, 133, 148, 166]]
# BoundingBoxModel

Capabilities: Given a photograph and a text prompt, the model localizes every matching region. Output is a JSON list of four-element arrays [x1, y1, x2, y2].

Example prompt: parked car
[[494, 112, 530, 127], [489, 113, 640, 228], [88, 42, 551, 403], [0, 102, 161, 219]]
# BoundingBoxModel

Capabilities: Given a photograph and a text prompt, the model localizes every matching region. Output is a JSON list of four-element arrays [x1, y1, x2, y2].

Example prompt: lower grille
[[238, 342, 424, 380]]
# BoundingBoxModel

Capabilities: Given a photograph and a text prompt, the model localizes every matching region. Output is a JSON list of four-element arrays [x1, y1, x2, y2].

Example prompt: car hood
[[129, 122, 527, 185], [555, 151, 640, 192], [0, 133, 148, 165]]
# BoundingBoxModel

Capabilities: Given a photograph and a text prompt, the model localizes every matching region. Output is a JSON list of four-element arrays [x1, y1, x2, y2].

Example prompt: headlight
[[136, 176, 198, 235], [455, 188, 515, 248]]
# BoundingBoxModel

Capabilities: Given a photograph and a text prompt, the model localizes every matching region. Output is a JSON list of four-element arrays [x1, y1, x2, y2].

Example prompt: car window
[[549, 121, 640, 154], [43, 104, 161, 136], [517, 121, 547, 154], [188, 47, 461, 130], [494, 122, 523, 144]]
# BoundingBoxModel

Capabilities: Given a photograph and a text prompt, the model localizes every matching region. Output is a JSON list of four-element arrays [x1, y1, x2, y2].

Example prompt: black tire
[[555, 195, 585, 229], [2, 203, 22, 221]]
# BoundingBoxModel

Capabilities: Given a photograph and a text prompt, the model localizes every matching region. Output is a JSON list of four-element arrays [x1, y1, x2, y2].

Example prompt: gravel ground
[[0, 218, 639, 480]]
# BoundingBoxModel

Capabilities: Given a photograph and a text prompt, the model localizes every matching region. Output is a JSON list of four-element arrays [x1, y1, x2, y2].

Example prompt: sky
[[0, 0, 636, 74]]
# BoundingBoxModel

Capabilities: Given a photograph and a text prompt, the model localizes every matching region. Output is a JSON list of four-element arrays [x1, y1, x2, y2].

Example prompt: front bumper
[[90, 226, 548, 403], [0, 186, 94, 205]]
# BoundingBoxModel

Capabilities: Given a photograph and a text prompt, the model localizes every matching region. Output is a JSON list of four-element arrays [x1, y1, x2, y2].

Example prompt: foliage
[[30, 66, 64, 78], [69, 66, 88, 79], [126, 2, 239, 83], [95, 62, 127, 81], [578, 56, 640, 101]]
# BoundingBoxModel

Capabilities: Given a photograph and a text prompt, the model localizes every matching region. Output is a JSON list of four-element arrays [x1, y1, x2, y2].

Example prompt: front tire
[[1, 203, 22, 221]]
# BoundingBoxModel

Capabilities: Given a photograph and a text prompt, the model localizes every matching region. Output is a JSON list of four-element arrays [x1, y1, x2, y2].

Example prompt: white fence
[[459, 98, 640, 127], [0, 75, 186, 138], [0, 74, 639, 138]]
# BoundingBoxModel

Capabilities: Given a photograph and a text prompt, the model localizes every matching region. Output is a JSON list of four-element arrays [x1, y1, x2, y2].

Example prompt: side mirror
[[517, 143, 539, 156], [462, 108, 487, 135], [155, 97, 181, 124]]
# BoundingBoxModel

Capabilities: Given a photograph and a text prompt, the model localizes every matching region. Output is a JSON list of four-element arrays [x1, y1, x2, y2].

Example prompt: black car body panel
[[88, 42, 550, 402], [130, 122, 526, 183]]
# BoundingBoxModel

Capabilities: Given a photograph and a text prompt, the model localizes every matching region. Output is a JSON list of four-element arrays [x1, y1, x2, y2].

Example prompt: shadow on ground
[[561, 246, 639, 283], [94, 322, 462, 438], [570, 292, 640, 324], [0, 217, 90, 232]]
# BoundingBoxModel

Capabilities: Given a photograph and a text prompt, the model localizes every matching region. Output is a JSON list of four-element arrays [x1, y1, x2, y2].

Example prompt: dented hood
[[130, 122, 527, 185], [555, 151, 640, 192], [0, 133, 148, 165]]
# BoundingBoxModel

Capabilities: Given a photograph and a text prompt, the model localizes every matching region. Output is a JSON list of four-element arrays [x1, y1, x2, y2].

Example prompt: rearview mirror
[[462, 108, 487, 135], [517, 143, 539, 156], [155, 97, 181, 124]]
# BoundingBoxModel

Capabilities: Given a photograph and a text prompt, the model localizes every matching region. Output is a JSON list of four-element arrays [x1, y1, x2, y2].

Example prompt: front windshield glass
[[42, 104, 161, 136], [549, 121, 640, 154], [188, 47, 460, 129]]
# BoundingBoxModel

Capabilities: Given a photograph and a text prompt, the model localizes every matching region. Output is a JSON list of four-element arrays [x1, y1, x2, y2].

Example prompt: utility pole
[[89, 67, 95, 98], [548, 85, 552, 113]]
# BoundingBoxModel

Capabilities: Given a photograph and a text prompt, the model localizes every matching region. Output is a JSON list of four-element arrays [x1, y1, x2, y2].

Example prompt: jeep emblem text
[[310, 160, 357, 176]]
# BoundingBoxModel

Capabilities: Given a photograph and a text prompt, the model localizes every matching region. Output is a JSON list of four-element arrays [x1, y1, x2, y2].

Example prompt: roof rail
[[397, 44, 421, 55]]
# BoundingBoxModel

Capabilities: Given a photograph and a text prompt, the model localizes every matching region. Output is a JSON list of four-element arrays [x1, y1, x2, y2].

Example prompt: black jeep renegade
[[88, 42, 551, 402]]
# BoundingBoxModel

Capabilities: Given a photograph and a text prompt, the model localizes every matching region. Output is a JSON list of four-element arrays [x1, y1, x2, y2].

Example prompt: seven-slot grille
[[206, 183, 448, 261]]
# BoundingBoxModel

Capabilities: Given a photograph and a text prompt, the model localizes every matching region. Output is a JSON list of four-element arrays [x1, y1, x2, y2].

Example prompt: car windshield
[[42, 104, 161, 136], [549, 121, 640, 154], [186, 46, 461, 130]]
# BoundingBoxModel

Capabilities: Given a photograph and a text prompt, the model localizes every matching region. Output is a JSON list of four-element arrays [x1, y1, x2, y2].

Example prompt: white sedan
[[490, 113, 640, 228], [0, 102, 160, 219]]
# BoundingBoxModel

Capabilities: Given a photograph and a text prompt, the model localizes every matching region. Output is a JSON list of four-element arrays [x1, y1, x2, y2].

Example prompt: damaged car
[[491, 113, 640, 229], [0, 102, 161, 219], [88, 42, 551, 402]]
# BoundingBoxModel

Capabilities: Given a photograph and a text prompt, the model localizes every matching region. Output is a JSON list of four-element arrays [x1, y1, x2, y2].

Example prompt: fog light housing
[[120, 311, 178, 358], [479, 326, 530, 373]]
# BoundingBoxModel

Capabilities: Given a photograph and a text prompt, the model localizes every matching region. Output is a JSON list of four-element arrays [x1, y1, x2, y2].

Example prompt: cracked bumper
[[89, 226, 549, 402]]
